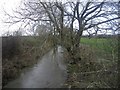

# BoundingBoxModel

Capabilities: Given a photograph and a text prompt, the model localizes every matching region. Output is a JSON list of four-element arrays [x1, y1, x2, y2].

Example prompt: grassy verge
[[63, 37, 118, 88], [2, 35, 54, 86]]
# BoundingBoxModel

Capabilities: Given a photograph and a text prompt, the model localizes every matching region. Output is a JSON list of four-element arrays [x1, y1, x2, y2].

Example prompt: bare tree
[[4, 0, 120, 62], [63, 1, 120, 61]]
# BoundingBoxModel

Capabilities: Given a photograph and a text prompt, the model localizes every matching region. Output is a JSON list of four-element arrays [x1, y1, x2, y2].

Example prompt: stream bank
[[3, 46, 67, 88]]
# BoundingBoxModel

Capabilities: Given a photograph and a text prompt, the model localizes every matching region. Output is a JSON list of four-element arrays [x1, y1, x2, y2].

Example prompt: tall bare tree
[[4, 0, 120, 62], [63, 1, 119, 62]]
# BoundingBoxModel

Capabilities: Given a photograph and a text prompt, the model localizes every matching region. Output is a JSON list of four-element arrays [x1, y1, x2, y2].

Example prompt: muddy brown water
[[4, 46, 67, 88]]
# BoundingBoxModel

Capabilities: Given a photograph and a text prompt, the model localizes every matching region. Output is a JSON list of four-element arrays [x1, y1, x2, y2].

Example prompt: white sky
[[0, 0, 119, 36], [0, 0, 22, 36]]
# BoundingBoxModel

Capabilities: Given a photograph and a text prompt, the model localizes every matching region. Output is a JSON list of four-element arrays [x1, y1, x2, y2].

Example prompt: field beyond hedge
[[81, 37, 118, 59]]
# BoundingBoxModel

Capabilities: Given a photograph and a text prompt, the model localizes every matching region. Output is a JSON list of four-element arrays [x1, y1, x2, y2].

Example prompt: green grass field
[[81, 37, 118, 60]]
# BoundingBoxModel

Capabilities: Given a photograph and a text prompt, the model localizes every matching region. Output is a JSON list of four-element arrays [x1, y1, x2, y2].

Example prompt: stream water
[[4, 46, 67, 88]]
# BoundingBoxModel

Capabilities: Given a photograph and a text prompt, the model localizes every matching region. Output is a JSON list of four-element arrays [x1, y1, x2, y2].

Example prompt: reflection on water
[[4, 46, 67, 88]]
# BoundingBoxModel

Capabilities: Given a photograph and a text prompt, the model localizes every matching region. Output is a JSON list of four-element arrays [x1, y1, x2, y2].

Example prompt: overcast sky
[[0, 0, 119, 36], [0, 0, 22, 36]]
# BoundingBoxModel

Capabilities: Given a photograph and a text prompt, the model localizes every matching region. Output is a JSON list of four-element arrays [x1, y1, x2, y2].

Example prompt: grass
[[63, 36, 118, 88], [81, 37, 118, 59], [81, 38, 112, 52]]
